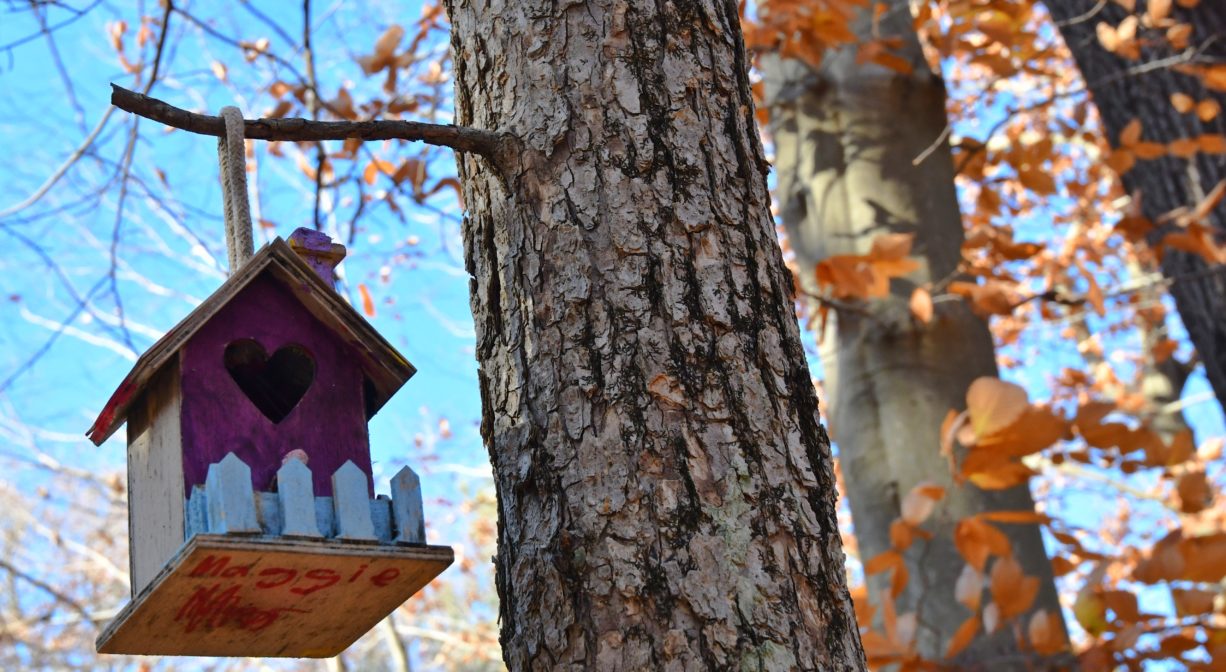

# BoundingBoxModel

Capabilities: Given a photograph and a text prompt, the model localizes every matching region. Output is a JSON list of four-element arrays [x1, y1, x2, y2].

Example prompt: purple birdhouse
[[87, 229, 452, 658]]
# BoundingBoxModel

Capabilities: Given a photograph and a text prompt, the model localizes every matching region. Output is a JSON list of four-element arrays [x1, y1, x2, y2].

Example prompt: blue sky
[[1, 1, 1224, 669]]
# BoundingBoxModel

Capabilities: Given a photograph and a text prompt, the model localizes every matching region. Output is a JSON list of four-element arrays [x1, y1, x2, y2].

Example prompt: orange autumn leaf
[[948, 280, 1019, 316], [1200, 134, 1226, 153], [890, 562, 910, 598], [1152, 338, 1179, 363], [1134, 530, 1226, 584], [1119, 117, 1143, 146], [1132, 141, 1167, 159], [1104, 148, 1136, 173], [900, 481, 945, 525], [890, 519, 917, 551], [955, 563, 984, 611], [945, 615, 980, 658], [1028, 610, 1069, 655], [979, 510, 1051, 525], [955, 516, 1012, 571], [967, 462, 1036, 490], [1101, 589, 1141, 623], [910, 286, 933, 323], [363, 158, 397, 185], [1147, 0, 1173, 22], [1167, 137, 1198, 158], [358, 283, 376, 317], [1171, 92, 1196, 113], [1200, 64, 1226, 91], [965, 377, 1029, 441], [1171, 588, 1216, 617], [864, 549, 904, 575], [1197, 98, 1221, 121], [1051, 556, 1078, 577], [1175, 470, 1211, 513], [815, 233, 921, 300], [970, 406, 1069, 458]]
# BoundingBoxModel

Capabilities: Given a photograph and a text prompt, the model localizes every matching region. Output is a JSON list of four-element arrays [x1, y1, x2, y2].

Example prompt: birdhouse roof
[[86, 238, 416, 445]]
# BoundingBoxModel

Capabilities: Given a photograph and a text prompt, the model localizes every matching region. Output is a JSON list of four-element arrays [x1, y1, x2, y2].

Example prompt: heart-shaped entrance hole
[[224, 339, 316, 423]]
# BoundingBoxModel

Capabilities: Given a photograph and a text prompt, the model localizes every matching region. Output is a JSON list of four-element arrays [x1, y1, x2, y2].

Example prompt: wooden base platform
[[97, 534, 454, 658]]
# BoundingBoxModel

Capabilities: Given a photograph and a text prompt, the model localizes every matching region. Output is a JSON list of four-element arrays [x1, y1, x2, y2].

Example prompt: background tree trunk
[[443, 1, 865, 669], [1046, 0, 1226, 418], [763, 1, 1066, 665]]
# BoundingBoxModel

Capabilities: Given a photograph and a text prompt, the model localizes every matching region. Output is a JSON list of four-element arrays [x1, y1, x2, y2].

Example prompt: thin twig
[[0, 105, 115, 220], [1053, 0, 1109, 27], [0, 558, 93, 623]]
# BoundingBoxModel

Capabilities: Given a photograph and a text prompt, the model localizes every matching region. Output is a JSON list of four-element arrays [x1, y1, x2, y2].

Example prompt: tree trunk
[[443, 1, 865, 669], [1046, 0, 1226, 418], [764, 2, 1066, 666]]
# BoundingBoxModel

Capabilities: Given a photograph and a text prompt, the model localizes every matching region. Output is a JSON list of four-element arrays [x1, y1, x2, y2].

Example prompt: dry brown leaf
[[1168, 137, 1199, 158], [900, 481, 944, 525], [1028, 610, 1069, 655], [1175, 470, 1211, 513], [1171, 93, 1196, 113], [955, 516, 1013, 571], [966, 377, 1029, 440], [864, 549, 903, 575], [1132, 141, 1167, 159], [979, 510, 1050, 525], [1198, 99, 1221, 121], [910, 287, 933, 324], [1147, 0, 1173, 22], [890, 519, 915, 551], [1199, 134, 1226, 153], [946, 616, 980, 658], [1102, 589, 1140, 623], [967, 462, 1036, 490], [955, 563, 983, 611], [1170, 587, 1216, 617]]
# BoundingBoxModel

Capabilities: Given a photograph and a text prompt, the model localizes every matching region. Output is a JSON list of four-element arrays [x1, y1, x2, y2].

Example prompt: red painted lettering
[[255, 567, 298, 589], [187, 554, 231, 578], [290, 568, 340, 596], [347, 564, 368, 583], [175, 583, 307, 632], [370, 568, 400, 587]]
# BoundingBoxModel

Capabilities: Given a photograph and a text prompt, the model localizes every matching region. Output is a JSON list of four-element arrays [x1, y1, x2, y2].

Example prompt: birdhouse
[[87, 228, 453, 658]]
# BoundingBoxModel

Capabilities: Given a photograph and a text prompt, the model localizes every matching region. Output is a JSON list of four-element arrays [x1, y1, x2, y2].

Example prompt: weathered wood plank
[[391, 466, 425, 545], [277, 459, 321, 538], [126, 363, 185, 598], [95, 534, 454, 657], [370, 495, 392, 544], [185, 486, 207, 540], [205, 453, 260, 535], [332, 461, 376, 542]]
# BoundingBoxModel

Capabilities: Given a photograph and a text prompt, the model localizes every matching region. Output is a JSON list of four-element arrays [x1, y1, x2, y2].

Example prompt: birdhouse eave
[[86, 238, 415, 446]]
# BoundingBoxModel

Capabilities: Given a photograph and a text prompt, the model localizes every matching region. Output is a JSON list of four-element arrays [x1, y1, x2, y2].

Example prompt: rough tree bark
[[1046, 0, 1226, 418], [443, 1, 865, 670], [764, 1, 1066, 666]]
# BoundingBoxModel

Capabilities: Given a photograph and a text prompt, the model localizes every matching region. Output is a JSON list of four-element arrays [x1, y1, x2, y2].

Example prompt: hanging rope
[[217, 106, 254, 273]]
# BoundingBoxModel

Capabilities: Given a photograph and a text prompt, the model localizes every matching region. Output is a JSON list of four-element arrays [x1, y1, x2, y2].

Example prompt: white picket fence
[[184, 452, 426, 545]]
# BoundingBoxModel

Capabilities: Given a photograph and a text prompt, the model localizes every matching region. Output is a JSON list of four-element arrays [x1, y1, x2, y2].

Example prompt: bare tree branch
[[109, 84, 516, 164]]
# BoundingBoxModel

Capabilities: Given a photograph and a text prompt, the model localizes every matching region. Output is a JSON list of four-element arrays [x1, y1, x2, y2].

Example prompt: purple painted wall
[[179, 275, 372, 496]]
